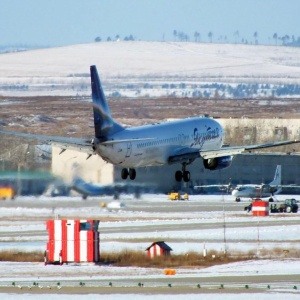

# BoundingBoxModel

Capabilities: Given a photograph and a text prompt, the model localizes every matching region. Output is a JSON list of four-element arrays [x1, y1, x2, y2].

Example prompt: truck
[[270, 199, 298, 213], [168, 192, 189, 201], [0, 186, 15, 200]]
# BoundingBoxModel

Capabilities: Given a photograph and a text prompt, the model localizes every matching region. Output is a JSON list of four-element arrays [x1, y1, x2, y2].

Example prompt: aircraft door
[[125, 142, 132, 158], [179, 134, 184, 146]]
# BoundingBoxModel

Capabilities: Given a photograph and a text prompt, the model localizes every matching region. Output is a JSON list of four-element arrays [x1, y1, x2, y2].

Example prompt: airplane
[[0, 65, 300, 183], [231, 165, 282, 202], [71, 176, 143, 200], [195, 165, 299, 202]]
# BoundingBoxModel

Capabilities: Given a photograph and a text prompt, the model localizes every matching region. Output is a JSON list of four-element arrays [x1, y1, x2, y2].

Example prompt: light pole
[[220, 186, 227, 255]]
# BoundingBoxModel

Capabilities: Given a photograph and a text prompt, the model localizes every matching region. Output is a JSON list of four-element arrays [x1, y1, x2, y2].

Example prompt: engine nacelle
[[203, 155, 232, 170]]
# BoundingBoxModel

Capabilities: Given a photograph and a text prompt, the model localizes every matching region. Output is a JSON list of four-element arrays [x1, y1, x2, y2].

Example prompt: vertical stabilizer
[[269, 165, 281, 185], [90, 65, 124, 138]]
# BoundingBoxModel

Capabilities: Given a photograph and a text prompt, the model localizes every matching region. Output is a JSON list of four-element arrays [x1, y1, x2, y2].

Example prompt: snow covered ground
[[1, 194, 300, 255], [0, 42, 300, 97], [0, 194, 300, 297]]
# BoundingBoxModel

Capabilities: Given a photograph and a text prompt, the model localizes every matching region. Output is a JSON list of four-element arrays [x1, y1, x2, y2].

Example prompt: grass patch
[[1, 248, 299, 267], [100, 250, 250, 268], [0, 251, 43, 262]]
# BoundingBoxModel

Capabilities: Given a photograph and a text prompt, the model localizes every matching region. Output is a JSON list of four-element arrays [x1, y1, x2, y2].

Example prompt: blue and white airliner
[[0, 66, 299, 182]]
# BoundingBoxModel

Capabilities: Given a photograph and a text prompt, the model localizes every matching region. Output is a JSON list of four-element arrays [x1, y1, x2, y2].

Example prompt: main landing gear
[[121, 168, 136, 180], [175, 164, 190, 182]]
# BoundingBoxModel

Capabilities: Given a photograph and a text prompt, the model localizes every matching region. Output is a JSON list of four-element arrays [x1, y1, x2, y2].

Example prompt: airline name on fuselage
[[191, 127, 220, 148]]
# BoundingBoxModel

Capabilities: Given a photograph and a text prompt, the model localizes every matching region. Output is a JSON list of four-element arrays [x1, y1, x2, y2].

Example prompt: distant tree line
[[108, 82, 300, 99], [94, 31, 300, 47], [94, 34, 135, 42]]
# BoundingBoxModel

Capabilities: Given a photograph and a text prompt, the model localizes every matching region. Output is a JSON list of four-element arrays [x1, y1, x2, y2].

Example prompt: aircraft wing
[[200, 139, 300, 160], [194, 184, 233, 189], [0, 129, 94, 155], [168, 139, 300, 163]]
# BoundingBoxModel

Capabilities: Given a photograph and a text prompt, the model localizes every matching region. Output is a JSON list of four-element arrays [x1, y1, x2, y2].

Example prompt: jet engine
[[203, 155, 232, 170]]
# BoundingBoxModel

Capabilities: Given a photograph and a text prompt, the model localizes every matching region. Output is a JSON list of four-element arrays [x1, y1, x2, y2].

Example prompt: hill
[[0, 42, 300, 97]]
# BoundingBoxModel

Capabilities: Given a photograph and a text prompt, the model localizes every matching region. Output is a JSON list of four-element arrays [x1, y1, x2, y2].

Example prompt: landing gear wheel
[[129, 168, 136, 180], [121, 168, 129, 180], [183, 171, 190, 182], [175, 170, 183, 182], [235, 197, 241, 202]]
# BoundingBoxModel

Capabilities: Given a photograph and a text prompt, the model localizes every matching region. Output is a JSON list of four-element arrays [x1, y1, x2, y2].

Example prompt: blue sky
[[0, 0, 299, 46]]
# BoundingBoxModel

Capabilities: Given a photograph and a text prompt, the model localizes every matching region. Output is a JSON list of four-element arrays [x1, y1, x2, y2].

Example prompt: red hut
[[146, 241, 172, 259]]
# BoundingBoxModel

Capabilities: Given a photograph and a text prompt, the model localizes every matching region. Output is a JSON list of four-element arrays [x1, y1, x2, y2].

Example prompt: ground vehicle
[[270, 199, 298, 213], [168, 192, 189, 200], [0, 186, 15, 200]]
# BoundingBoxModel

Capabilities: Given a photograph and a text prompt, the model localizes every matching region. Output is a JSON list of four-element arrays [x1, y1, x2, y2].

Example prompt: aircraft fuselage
[[232, 185, 281, 199], [95, 117, 224, 167]]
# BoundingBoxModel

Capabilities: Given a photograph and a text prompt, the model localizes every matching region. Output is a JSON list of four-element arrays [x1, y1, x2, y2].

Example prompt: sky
[[0, 0, 299, 47]]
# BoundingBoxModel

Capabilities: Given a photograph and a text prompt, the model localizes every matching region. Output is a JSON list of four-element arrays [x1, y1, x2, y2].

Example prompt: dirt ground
[[1, 96, 300, 138]]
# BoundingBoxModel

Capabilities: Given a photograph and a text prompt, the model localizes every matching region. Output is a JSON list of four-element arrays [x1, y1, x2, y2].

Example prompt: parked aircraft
[[195, 165, 299, 201], [1, 66, 300, 182], [71, 177, 143, 200], [231, 165, 282, 202]]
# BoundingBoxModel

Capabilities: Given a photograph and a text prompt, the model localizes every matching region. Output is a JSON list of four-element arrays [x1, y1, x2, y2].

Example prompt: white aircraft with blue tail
[[231, 165, 282, 202]]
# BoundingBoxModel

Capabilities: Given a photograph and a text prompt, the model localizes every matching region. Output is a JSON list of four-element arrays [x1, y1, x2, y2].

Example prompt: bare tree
[[173, 30, 177, 41], [234, 30, 239, 44], [194, 31, 200, 42], [273, 33, 278, 46], [208, 31, 213, 43], [253, 31, 258, 44]]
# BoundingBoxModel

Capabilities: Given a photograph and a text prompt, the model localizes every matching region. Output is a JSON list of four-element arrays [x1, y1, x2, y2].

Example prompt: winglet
[[90, 65, 124, 138]]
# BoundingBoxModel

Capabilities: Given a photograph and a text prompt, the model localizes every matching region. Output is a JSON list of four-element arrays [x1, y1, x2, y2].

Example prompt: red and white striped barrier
[[45, 220, 100, 264], [252, 201, 269, 216]]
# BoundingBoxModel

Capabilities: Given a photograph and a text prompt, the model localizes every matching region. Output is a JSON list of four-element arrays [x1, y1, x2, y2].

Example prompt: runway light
[[12, 282, 15, 286], [109, 282, 112, 287], [293, 285, 297, 290], [267, 285, 270, 289], [220, 284, 224, 289], [245, 285, 249, 289], [168, 283, 172, 288], [197, 284, 201, 288]]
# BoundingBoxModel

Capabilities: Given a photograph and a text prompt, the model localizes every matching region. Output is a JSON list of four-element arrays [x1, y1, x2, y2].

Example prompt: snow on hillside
[[0, 42, 300, 97]]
